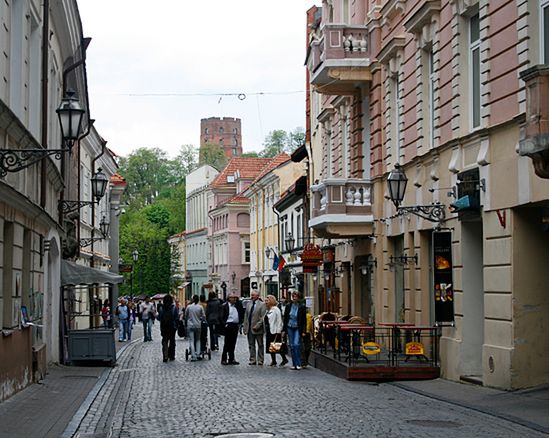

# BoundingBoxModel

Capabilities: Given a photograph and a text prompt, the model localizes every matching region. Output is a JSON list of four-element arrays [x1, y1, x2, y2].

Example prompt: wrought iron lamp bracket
[[59, 200, 95, 215], [396, 202, 446, 223], [79, 237, 103, 248], [0, 148, 65, 178]]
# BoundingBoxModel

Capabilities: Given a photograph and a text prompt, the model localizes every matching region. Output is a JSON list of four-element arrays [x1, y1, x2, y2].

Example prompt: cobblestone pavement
[[71, 325, 545, 438]]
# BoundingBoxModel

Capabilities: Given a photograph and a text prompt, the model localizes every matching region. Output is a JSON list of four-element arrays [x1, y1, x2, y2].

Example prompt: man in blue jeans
[[282, 291, 306, 370], [116, 298, 132, 342]]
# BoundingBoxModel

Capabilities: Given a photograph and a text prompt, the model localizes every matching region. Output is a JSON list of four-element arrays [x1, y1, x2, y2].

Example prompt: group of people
[[157, 289, 312, 370]]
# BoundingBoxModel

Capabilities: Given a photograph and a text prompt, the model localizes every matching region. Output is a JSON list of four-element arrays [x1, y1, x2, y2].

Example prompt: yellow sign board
[[405, 341, 425, 356], [362, 341, 381, 355]]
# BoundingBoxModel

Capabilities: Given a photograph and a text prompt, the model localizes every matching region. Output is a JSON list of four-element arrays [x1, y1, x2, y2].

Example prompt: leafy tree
[[199, 142, 227, 170], [241, 151, 259, 158], [170, 144, 198, 182], [259, 127, 305, 157]]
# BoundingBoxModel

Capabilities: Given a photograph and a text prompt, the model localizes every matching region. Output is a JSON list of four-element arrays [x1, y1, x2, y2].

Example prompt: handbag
[[269, 341, 283, 353]]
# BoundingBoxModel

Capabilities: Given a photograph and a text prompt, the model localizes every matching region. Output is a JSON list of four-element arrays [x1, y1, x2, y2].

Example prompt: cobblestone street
[[69, 326, 545, 438]]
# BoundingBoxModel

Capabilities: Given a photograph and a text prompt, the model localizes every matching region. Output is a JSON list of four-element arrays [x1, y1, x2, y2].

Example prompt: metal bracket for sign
[[397, 202, 446, 223], [59, 200, 95, 215]]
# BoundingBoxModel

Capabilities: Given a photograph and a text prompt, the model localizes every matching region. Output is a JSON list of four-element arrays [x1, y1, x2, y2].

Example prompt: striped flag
[[272, 253, 279, 271], [277, 255, 286, 272]]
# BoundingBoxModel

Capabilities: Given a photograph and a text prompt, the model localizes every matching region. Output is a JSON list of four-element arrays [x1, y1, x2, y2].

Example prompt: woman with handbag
[[264, 295, 288, 367]]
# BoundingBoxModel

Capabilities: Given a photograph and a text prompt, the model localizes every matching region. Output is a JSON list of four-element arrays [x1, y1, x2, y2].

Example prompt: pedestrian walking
[[116, 298, 132, 342], [159, 294, 178, 362], [282, 290, 306, 370], [264, 295, 288, 367], [185, 295, 205, 361], [139, 296, 156, 342], [243, 290, 266, 365], [206, 291, 222, 350], [301, 308, 314, 368], [220, 293, 241, 365], [101, 299, 111, 329]]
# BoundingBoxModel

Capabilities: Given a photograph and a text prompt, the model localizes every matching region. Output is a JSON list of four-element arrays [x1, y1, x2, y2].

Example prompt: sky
[[77, 0, 320, 159]]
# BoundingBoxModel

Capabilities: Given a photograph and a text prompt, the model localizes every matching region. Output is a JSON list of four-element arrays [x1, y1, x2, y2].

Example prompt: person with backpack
[[185, 295, 206, 361], [159, 294, 178, 362]]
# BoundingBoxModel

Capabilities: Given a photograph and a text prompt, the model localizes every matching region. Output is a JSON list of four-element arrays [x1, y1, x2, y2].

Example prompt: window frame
[[469, 13, 481, 130]]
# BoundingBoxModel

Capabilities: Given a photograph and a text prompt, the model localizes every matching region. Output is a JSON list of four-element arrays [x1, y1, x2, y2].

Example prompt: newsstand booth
[[60, 260, 123, 365]]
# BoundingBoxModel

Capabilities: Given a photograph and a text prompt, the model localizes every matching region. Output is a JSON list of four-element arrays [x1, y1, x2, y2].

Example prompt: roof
[[110, 173, 127, 186], [250, 153, 291, 185], [210, 157, 272, 188], [211, 194, 250, 213]]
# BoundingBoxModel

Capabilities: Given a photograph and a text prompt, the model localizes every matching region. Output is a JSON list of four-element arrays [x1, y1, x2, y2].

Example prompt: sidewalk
[[391, 379, 549, 435], [0, 324, 143, 438]]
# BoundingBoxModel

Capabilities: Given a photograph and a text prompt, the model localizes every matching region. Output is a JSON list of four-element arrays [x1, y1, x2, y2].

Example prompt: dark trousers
[[222, 323, 239, 362], [209, 323, 219, 349], [266, 332, 287, 364], [162, 329, 176, 360]]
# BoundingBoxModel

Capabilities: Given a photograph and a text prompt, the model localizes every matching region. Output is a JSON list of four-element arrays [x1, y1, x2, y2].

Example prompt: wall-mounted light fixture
[[59, 168, 109, 214], [264, 247, 272, 259], [0, 90, 85, 178], [360, 258, 377, 275], [79, 216, 110, 247], [390, 253, 418, 265], [387, 164, 446, 224], [285, 232, 295, 252]]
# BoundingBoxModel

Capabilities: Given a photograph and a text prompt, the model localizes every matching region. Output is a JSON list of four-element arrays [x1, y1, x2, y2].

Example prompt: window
[[232, 148, 237, 156], [219, 127, 224, 134], [542, 0, 549, 63], [392, 75, 401, 162], [428, 49, 436, 148], [469, 13, 481, 129], [233, 128, 238, 134], [205, 128, 209, 134], [243, 241, 251, 263]]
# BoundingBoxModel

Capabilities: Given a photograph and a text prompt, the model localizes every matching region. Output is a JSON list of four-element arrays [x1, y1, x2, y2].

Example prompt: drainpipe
[[273, 207, 282, 300], [89, 139, 106, 269], [40, 0, 49, 208]]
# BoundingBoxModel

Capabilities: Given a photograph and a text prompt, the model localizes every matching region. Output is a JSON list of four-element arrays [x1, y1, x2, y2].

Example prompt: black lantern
[[132, 249, 139, 263], [91, 168, 109, 202], [387, 164, 408, 208], [99, 216, 110, 238], [56, 89, 85, 150], [285, 232, 295, 251]]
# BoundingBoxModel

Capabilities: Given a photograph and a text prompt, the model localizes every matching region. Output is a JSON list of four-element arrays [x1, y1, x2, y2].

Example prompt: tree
[[259, 127, 305, 157], [170, 144, 198, 182], [199, 142, 227, 170], [241, 151, 259, 158]]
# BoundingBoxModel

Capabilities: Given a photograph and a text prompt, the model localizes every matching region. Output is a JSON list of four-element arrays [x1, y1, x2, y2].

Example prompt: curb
[[60, 338, 140, 438], [389, 382, 549, 435]]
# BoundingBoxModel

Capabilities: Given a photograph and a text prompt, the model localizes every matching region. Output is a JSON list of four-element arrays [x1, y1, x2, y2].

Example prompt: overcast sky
[[77, 0, 320, 159]]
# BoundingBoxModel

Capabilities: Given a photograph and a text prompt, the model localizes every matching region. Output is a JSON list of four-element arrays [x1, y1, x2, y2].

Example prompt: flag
[[272, 253, 279, 271], [277, 255, 286, 272]]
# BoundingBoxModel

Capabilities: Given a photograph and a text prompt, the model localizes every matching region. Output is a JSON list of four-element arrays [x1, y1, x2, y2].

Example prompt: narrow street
[[66, 326, 544, 438]]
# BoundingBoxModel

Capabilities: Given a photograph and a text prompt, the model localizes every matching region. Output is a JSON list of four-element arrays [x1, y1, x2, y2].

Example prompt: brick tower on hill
[[200, 117, 243, 160]]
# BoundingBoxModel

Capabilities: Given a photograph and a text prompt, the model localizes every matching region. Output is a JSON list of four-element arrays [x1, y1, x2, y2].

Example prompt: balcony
[[309, 178, 374, 238], [309, 24, 372, 95], [519, 65, 549, 178]]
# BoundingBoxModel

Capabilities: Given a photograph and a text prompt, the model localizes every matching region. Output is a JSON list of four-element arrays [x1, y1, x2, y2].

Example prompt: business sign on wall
[[433, 231, 455, 325]]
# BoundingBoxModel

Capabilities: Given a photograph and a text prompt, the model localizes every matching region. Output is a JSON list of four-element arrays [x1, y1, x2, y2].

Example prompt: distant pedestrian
[[221, 293, 241, 365], [301, 307, 314, 368], [139, 296, 156, 342], [159, 294, 178, 362], [243, 290, 266, 366], [264, 295, 288, 367], [206, 291, 222, 351], [116, 298, 132, 342], [101, 299, 111, 328], [185, 295, 205, 361], [283, 291, 306, 370]]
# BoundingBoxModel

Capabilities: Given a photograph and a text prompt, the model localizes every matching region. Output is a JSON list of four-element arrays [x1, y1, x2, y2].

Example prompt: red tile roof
[[250, 153, 291, 184], [210, 157, 272, 188], [110, 173, 127, 186]]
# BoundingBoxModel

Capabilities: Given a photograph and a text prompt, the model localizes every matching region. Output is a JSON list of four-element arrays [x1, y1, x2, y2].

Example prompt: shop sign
[[405, 341, 425, 356], [119, 264, 133, 273], [301, 243, 322, 273], [433, 231, 455, 324], [362, 341, 381, 355]]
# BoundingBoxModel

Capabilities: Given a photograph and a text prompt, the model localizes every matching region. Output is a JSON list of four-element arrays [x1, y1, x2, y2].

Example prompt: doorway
[[461, 221, 484, 378]]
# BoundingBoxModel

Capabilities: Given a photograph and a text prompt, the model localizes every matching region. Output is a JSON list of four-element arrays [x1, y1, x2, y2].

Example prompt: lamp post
[[387, 164, 446, 224], [131, 249, 139, 301], [285, 232, 295, 252]]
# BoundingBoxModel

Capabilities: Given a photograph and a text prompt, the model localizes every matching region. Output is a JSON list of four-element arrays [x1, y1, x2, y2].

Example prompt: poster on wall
[[433, 231, 455, 325]]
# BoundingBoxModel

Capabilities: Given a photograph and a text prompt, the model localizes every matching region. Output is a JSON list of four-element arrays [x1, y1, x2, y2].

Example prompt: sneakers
[[291, 366, 302, 370]]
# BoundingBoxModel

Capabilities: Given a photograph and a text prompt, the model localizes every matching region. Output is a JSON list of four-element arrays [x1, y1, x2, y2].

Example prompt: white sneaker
[[296, 366, 302, 370]]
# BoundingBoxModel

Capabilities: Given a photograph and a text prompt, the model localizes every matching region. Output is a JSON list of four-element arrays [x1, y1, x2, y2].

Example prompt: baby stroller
[[185, 318, 211, 361]]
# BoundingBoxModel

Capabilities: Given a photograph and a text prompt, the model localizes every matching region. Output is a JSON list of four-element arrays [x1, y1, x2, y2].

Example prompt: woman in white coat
[[264, 295, 288, 367]]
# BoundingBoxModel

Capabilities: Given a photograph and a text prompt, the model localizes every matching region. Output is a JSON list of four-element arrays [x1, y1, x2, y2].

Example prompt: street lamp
[[387, 164, 446, 224], [0, 89, 85, 177], [60, 167, 109, 214], [131, 249, 139, 300], [285, 232, 295, 252]]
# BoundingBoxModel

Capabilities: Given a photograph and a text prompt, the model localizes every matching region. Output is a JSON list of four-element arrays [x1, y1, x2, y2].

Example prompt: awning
[[61, 260, 124, 287], [177, 282, 190, 289]]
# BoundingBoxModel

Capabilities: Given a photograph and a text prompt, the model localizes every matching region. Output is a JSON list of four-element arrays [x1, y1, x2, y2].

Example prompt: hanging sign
[[405, 341, 425, 356], [433, 231, 455, 324], [301, 243, 322, 273]]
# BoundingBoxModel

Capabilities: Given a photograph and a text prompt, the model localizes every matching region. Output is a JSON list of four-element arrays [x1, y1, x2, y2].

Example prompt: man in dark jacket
[[220, 293, 241, 365], [282, 290, 306, 370], [206, 291, 223, 350]]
